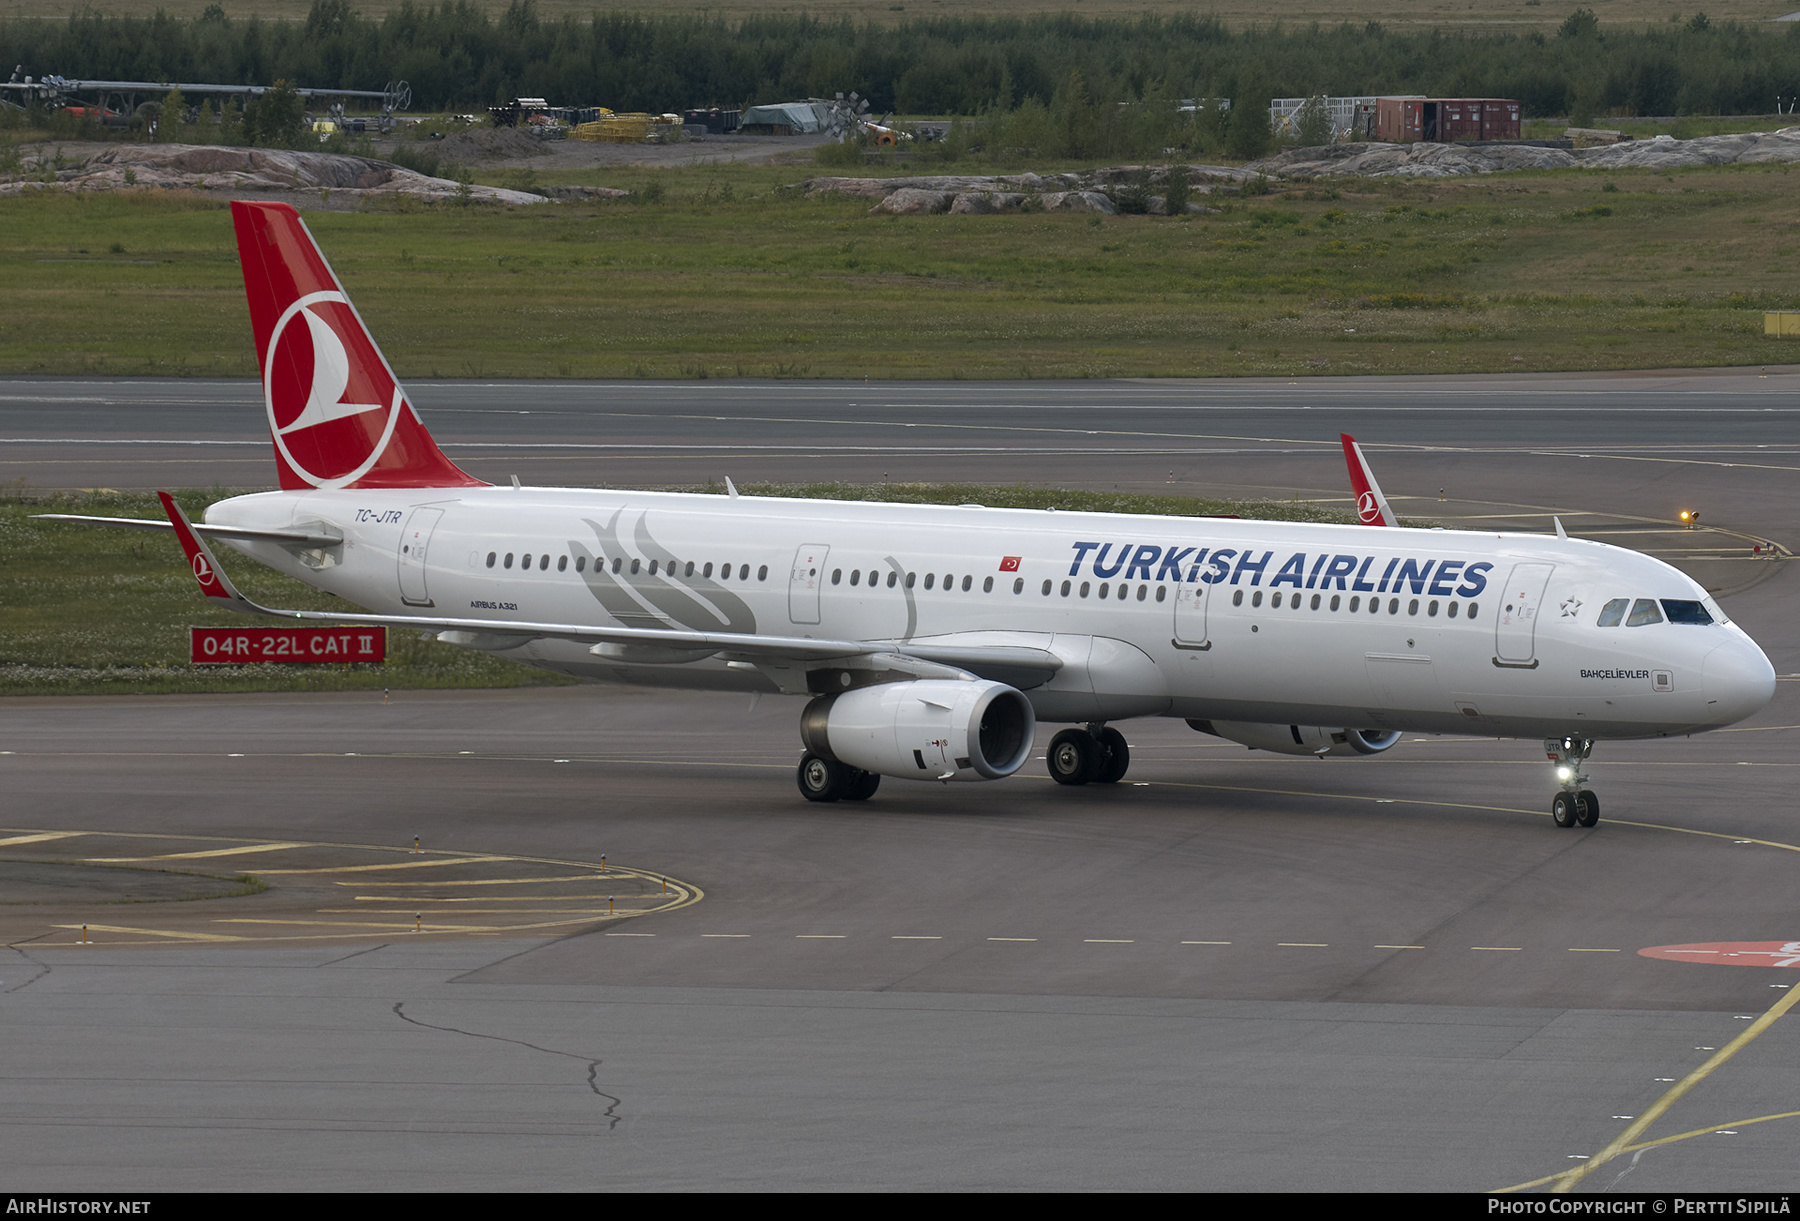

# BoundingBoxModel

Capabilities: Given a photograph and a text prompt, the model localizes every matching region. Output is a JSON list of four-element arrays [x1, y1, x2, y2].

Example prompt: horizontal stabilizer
[[36, 514, 343, 549]]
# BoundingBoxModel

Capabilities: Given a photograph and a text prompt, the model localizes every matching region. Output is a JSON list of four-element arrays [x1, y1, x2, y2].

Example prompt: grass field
[[0, 485, 1353, 696], [3, 157, 1800, 380], [1, 0, 1789, 31]]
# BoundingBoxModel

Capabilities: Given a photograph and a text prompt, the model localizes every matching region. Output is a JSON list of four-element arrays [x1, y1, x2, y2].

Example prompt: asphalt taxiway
[[3, 373, 1798, 1191]]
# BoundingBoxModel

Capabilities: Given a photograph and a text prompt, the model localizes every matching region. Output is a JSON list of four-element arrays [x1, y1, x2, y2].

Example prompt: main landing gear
[[1545, 736, 1600, 829], [1046, 724, 1131, 786], [796, 754, 881, 803]]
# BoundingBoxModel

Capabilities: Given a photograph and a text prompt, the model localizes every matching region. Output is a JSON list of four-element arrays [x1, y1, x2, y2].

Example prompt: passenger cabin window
[[1597, 598, 1629, 627], [486, 552, 497, 568], [576, 556, 586, 573], [1627, 598, 1664, 627], [757, 565, 768, 581], [1661, 599, 1713, 625]]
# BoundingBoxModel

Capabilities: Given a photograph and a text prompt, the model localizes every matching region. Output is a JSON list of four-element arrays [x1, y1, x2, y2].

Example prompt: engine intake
[[803, 679, 1036, 781], [1188, 719, 1403, 758]]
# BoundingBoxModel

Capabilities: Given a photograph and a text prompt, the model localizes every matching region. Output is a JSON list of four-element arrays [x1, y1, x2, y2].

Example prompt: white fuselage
[[207, 486, 1776, 740]]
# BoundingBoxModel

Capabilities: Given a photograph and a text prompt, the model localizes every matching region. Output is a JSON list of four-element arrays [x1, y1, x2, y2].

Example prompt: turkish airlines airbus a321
[[46, 202, 1776, 826]]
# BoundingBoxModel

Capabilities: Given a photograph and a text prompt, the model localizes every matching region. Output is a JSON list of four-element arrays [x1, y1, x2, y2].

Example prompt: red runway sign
[[191, 626, 386, 664]]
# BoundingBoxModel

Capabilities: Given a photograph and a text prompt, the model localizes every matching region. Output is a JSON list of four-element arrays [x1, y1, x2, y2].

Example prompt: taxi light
[[1556, 766, 1573, 781]]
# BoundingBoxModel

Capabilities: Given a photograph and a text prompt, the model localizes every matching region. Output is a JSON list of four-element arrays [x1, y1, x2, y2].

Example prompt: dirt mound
[[434, 127, 554, 162]]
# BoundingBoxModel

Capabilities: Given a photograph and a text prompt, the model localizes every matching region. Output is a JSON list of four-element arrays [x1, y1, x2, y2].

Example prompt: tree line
[[4, 3, 1798, 122]]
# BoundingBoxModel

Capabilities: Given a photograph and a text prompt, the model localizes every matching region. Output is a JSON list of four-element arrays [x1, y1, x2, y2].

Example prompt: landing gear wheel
[[797, 754, 850, 803], [1047, 729, 1099, 786], [1552, 791, 1579, 828], [843, 769, 881, 802], [1093, 727, 1130, 784], [1575, 790, 1600, 828]]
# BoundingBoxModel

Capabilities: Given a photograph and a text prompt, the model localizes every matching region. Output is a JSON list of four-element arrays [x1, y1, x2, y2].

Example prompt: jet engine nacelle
[[1188, 719, 1403, 758], [803, 679, 1036, 782]]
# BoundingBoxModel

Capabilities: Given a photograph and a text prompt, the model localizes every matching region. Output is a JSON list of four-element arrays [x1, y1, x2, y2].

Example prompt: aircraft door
[[1494, 562, 1555, 666], [397, 506, 444, 607], [789, 543, 829, 625], [1172, 582, 1211, 650]]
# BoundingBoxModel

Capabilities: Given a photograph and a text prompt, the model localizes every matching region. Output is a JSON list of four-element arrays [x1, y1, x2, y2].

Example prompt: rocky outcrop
[[1250, 129, 1800, 179], [869, 187, 954, 214], [0, 144, 552, 204], [1040, 190, 1116, 214]]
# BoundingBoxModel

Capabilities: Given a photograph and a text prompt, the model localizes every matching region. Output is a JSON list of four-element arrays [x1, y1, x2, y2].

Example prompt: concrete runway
[[4, 374, 1800, 1191]]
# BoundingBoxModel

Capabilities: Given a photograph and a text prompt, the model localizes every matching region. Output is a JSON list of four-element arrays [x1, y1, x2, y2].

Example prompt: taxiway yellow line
[[256, 856, 513, 874], [1496, 983, 1800, 1194], [0, 832, 85, 847], [53, 923, 244, 942], [343, 874, 610, 887], [87, 842, 306, 862], [350, 894, 627, 902]]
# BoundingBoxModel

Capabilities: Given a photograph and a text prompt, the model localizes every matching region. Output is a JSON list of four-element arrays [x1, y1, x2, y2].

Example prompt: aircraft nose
[[1701, 638, 1777, 725]]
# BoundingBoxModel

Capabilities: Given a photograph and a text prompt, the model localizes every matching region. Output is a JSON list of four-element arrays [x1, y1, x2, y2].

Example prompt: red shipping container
[[1376, 96, 1519, 143], [191, 626, 387, 664]]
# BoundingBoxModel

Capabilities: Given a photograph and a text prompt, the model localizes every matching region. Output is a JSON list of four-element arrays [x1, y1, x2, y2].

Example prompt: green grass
[[1, 484, 1355, 696], [5, 158, 1800, 380]]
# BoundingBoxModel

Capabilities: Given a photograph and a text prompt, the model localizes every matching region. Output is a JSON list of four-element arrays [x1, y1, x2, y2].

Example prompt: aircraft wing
[[153, 493, 1061, 689], [1340, 433, 1398, 527]]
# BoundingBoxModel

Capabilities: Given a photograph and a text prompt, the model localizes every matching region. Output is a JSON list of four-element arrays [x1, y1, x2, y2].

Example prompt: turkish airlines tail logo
[[232, 201, 485, 491], [1339, 433, 1397, 528]]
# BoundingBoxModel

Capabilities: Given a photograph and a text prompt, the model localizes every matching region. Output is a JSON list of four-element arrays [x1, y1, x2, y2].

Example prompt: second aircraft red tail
[[1340, 433, 1397, 527], [232, 200, 485, 492]]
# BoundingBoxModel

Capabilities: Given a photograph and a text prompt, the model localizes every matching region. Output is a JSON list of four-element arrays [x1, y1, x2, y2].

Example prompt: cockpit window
[[1660, 599, 1713, 625], [1596, 598, 1628, 627], [1626, 598, 1664, 627]]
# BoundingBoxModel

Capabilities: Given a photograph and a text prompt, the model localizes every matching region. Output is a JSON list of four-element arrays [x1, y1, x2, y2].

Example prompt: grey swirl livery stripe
[[571, 509, 758, 635], [885, 555, 916, 642]]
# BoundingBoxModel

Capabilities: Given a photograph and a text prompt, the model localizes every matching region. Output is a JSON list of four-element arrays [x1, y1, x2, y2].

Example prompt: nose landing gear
[[1545, 736, 1600, 828]]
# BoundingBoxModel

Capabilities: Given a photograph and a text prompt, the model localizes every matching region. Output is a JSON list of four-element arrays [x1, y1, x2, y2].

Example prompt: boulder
[[948, 191, 1025, 214], [869, 188, 952, 215], [1040, 190, 1116, 214]]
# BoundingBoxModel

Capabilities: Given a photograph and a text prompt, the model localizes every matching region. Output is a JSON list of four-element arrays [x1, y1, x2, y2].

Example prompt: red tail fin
[[1339, 433, 1397, 527], [232, 201, 484, 491]]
